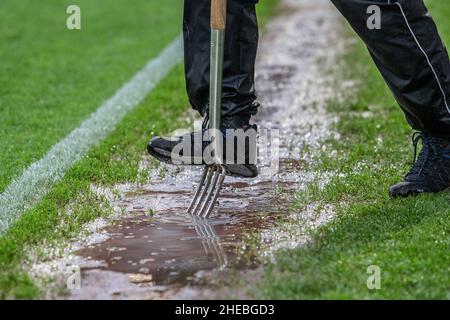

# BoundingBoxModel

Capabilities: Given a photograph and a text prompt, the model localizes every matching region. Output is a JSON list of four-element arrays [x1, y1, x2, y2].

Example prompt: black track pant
[[183, 0, 259, 118], [183, 0, 450, 138]]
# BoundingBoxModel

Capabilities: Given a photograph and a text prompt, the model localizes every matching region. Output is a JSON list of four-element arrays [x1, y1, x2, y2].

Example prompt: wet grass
[[256, 1, 450, 299], [0, 0, 279, 299], [0, 0, 184, 194], [0, 65, 189, 299]]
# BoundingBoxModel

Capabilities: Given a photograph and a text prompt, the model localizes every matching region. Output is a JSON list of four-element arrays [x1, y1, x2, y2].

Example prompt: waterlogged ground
[[30, 0, 353, 299]]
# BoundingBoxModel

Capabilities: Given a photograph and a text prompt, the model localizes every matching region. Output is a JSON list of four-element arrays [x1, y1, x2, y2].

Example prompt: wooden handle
[[211, 0, 227, 30]]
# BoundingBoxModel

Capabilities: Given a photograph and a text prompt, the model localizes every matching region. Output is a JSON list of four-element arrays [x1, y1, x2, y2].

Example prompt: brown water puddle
[[75, 160, 298, 288], [76, 210, 280, 287]]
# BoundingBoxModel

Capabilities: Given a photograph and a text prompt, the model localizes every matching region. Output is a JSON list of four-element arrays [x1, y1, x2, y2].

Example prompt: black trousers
[[183, 0, 259, 118], [183, 0, 450, 138]]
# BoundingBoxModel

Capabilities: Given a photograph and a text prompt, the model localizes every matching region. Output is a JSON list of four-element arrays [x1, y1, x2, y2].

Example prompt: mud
[[72, 156, 302, 294], [76, 212, 280, 287], [29, 0, 352, 299]]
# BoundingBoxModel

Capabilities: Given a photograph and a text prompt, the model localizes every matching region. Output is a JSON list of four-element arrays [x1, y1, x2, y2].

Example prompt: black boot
[[147, 112, 258, 178], [389, 133, 450, 198]]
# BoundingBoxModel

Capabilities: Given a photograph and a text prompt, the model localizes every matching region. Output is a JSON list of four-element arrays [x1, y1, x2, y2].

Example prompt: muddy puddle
[[76, 212, 279, 287], [75, 159, 300, 288]]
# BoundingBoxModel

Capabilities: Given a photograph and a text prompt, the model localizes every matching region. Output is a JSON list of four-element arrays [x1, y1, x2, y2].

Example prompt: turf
[[255, 0, 450, 299], [0, 0, 183, 193], [0, 0, 279, 299]]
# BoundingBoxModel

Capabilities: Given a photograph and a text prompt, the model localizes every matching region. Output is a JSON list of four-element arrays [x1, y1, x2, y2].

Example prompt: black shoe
[[389, 132, 450, 198], [147, 114, 258, 178]]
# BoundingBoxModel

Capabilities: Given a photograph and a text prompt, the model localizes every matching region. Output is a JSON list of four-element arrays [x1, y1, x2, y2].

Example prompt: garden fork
[[192, 217, 228, 268], [187, 0, 227, 218]]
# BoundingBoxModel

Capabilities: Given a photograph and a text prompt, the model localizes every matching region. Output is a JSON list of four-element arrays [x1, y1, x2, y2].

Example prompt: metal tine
[[204, 222, 227, 268], [202, 166, 226, 218], [206, 238, 221, 266], [190, 166, 215, 215], [212, 240, 227, 269], [199, 219, 224, 268], [198, 220, 222, 265], [193, 220, 207, 238], [191, 215, 228, 267], [197, 166, 222, 216], [196, 221, 216, 255], [187, 167, 210, 214], [216, 242, 228, 268], [193, 222, 207, 249], [202, 219, 215, 240], [193, 223, 210, 255]]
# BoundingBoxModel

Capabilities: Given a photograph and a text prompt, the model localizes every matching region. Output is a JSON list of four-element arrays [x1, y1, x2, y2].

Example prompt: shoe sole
[[147, 145, 258, 179], [389, 182, 449, 198]]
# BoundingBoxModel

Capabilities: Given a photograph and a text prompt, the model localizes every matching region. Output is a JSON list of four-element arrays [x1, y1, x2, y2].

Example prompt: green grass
[[0, 0, 279, 299], [256, 0, 450, 299], [0, 0, 183, 193]]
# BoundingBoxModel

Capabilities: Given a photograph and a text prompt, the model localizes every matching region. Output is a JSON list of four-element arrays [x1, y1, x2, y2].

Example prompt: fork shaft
[[209, 29, 224, 133], [209, 1, 226, 163], [209, 29, 225, 164]]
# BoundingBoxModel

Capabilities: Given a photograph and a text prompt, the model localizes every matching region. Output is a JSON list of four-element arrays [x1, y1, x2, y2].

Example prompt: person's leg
[[331, 0, 450, 137], [148, 0, 260, 177], [331, 0, 450, 197], [183, 0, 260, 119]]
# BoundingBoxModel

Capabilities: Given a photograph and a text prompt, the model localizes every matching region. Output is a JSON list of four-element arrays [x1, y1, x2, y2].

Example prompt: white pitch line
[[0, 35, 183, 235]]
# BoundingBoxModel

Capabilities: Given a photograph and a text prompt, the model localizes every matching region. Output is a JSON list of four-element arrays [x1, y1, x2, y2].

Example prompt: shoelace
[[202, 113, 209, 130], [411, 132, 445, 176], [201, 102, 259, 131]]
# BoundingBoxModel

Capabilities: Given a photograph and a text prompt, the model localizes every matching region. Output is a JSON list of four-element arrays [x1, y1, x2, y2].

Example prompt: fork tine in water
[[197, 166, 221, 216], [202, 166, 226, 218], [187, 166, 210, 214]]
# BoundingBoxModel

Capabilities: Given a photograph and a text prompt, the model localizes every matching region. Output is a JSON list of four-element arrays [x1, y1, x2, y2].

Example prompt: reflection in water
[[77, 210, 278, 287], [192, 217, 228, 270]]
